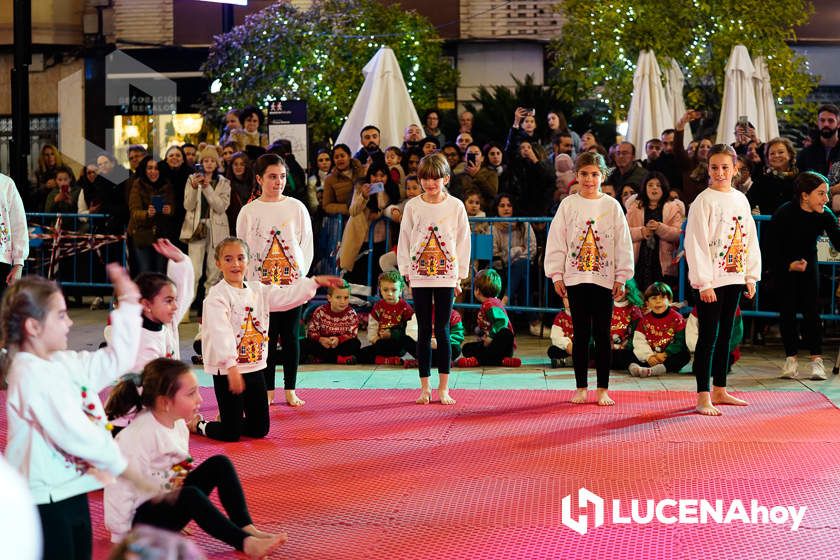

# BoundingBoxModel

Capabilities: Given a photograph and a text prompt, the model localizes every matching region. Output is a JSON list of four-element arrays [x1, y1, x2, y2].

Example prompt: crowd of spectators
[[23, 101, 840, 329]]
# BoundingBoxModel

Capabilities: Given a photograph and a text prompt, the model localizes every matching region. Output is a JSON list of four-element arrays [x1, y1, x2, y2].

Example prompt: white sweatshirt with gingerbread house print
[[236, 198, 313, 287], [684, 188, 761, 291], [202, 277, 317, 375], [544, 193, 634, 290], [397, 194, 471, 288]]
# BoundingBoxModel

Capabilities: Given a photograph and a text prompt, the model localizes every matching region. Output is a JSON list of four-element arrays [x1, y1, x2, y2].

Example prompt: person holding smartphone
[[128, 156, 176, 274], [454, 143, 498, 211]]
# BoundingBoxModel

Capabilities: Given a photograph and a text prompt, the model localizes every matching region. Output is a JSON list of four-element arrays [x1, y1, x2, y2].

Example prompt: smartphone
[[368, 181, 385, 195], [738, 115, 749, 126], [151, 195, 164, 213], [194, 163, 204, 173], [466, 152, 477, 166], [526, 108, 536, 116]]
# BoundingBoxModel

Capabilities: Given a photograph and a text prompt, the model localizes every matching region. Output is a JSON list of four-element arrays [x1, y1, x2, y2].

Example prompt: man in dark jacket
[[796, 104, 840, 176]]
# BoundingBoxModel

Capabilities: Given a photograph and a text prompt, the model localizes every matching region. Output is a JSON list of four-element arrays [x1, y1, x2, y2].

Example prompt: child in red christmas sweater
[[628, 282, 690, 377], [359, 271, 416, 365], [301, 280, 361, 364], [547, 297, 574, 368], [610, 279, 645, 370], [456, 269, 521, 367]]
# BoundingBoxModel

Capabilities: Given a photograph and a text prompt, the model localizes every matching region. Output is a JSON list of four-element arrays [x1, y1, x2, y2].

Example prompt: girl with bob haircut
[[398, 153, 471, 405]]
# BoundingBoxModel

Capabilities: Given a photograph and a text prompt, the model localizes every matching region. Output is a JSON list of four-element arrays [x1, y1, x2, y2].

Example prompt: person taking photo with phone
[[128, 156, 175, 274], [452, 143, 498, 211]]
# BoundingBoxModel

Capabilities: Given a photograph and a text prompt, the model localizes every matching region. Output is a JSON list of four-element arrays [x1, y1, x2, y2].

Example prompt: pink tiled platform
[[2, 388, 839, 559]]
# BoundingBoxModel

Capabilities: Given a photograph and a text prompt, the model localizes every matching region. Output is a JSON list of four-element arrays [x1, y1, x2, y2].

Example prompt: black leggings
[[412, 287, 455, 378], [265, 307, 302, 391], [358, 337, 416, 363], [692, 284, 742, 392], [205, 369, 270, 442], [133, 455, 253, 551], [567, 283, 613, 389], [462, 329, 515, 365], [38, 493, 91, 560], [778, 270, 822, 357]]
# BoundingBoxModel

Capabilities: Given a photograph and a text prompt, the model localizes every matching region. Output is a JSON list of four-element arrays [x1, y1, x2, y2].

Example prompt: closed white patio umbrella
[[663, 58, 693, 147], [335, 47, 422, 154], [753, 56, 780, 143], [626, 50, 673, 160], [716, 44, 759, 145]]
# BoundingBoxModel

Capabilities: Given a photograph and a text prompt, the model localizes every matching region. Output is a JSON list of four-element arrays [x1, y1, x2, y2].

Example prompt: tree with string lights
[[549, 0, 818, 127], [202, 0, 458, 144]]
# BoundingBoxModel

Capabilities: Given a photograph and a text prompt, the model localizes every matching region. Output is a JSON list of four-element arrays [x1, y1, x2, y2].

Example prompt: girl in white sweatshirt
[[544, 151, 634, 406], [397, 153, 470, 405], [105, 239, 194, 433], [684, 144, 760, 416], [198, 237, 340, 441], [104, 358, 286, 558], [236, 153, 313, 407], [1, 265, 155, 560]]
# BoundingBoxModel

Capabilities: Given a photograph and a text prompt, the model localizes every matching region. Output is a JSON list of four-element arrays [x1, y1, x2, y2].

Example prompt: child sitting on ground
[[359, 271, 416, 365], [456, 269, 521, 367], [301, 280, 361, 365], [547, 297, 574, 368], [628, 282, 690, 377], [610, 278, 644, 370], [686, 305, 744, 373]]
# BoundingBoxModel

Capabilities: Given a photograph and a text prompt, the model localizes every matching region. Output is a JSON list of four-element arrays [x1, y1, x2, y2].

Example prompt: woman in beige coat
[[179, 146, 231, 298], [626, 171, 684, 295]]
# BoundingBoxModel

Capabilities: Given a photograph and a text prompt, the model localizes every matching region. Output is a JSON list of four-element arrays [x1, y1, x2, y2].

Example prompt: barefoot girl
[[2, 265, 155, 560], [104, 358, 287, 558], [236, 153, 313, 407], [397, 153, 470, 405], [544, 151, 634, 406], [197, 237, 340, 441], [684, 144, 760, 415]]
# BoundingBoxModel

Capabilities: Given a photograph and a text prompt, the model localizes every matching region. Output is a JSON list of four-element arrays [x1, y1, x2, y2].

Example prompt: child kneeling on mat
[[628, 282, 690, 377]]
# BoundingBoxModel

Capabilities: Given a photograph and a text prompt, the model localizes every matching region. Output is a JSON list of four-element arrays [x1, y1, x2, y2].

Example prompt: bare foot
[[243, 534, 287, 558], [571, 388, 588, 404], [596, 388, 614, 406], [267, 390, 275, 405], [695, 393, 722, 416], [712, 388, 748, 406], [285, 390, 305, 407], [438, 389, 456, 405], [242, 524, 275, 539], [415, 390, 432, 404]]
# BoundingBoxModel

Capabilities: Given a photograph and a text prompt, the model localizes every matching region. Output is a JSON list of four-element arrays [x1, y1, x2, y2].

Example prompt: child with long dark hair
[[236, 153, 313, 407], [2, 265, 155, 560], [684, 144, 761, 415], [104, 358, 286, 557]]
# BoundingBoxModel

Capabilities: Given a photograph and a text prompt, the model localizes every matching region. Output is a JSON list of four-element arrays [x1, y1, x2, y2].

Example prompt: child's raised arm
[[71, 265, 142, 391]]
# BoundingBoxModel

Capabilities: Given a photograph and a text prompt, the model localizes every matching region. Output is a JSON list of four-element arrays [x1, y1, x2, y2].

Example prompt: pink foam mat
[[1, 388, 838, 559]]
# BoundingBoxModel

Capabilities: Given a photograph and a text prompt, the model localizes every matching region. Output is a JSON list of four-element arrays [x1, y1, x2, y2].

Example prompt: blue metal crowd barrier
[[347, 213, 840, 321], [24, 212, 127, 288]]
